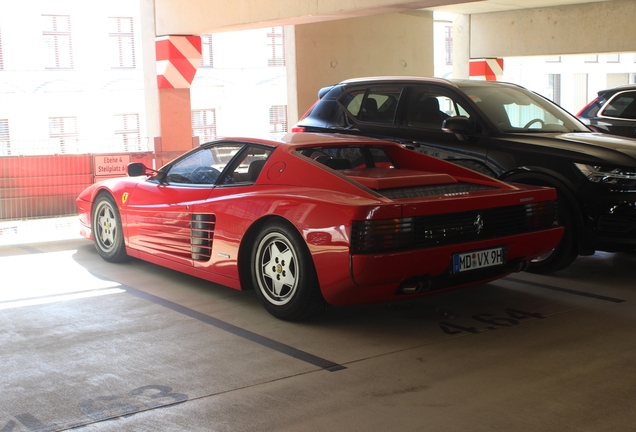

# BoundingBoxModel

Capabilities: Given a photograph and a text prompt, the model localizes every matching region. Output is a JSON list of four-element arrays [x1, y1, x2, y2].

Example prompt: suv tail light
[[576, 97, 600, 118]]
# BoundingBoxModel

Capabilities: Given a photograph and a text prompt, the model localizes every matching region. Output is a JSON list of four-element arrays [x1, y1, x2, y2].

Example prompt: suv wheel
[[527, 191, 578, 273]]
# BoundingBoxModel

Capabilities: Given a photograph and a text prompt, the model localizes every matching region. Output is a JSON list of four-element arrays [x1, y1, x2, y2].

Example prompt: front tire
[[92, 193, 128, 262], [251, 221, 326, 321]]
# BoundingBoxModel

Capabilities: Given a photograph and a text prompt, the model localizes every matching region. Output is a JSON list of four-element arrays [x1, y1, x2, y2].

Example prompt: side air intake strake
[[191, 214, 216, 261], [350, 201, 557, 254]]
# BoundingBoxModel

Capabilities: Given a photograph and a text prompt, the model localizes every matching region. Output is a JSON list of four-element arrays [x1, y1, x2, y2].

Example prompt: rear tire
[[92, 193, 128, 263], [527, 192, 578, 273], [251, 220, 327, 321]]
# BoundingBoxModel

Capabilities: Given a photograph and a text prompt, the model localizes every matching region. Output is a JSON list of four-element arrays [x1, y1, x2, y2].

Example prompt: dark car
[[577, 84, 636, 138], [293, 76, 636, 273]]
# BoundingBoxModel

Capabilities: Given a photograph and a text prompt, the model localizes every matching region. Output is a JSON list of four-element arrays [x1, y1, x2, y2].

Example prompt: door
[[124, 143, 245, 266], [398, 85, 495, 176]]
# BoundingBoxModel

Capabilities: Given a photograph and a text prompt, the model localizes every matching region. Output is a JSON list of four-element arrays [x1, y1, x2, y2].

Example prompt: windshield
[[463, 85, 589, 134]]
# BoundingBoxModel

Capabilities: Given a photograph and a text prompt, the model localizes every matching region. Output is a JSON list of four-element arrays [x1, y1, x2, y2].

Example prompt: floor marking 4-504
[[439, 308, 545, 335]]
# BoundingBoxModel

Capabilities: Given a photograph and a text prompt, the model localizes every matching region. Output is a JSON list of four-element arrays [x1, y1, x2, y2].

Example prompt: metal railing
[[0, 146, 154, 221]]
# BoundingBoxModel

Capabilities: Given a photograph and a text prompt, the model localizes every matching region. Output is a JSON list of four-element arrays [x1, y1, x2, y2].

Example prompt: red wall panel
[[0, 153, 155, 220]]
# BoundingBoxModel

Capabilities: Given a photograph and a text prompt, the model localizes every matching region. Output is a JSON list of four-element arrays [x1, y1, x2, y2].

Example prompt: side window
[[601, 92, 636, 119], [340, 88, 401, 124], [406, 87, 470, 130], [218, 145, 272, 185], [166, 144, 243, 185]]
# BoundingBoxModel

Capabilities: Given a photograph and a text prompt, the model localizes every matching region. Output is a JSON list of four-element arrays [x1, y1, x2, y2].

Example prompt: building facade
[[1, 2, 635, 158], [0, 0, 288, 157]]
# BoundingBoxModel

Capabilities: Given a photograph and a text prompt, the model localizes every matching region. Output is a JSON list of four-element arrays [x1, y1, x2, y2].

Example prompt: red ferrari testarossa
[[77, 133, 563, 320]]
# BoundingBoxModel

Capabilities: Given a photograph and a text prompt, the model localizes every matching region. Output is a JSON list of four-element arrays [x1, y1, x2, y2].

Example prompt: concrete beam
[[154, 0, 471, 35], [470, 0, 636, 58]]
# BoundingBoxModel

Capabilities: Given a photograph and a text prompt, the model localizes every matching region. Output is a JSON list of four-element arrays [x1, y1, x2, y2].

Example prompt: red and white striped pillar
[[156, 35, 202, 88], [469, 58, 504, 81], [155, 35, 202, 161]]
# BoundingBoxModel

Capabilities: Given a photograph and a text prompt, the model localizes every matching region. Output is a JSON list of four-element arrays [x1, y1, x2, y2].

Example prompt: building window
[[548, 74, 561, 105], [267, 27, 285, 67], [444, 26, 453, 66], [192, 109, 217, 143], [574, 73, 588, 112], [109, 17, 135, 68], [49, 117, 78, 153], [269, 105, 287, 135], [200, 35, 214, 68], [0, 28, 4, 70], [606, 53, 620, 63], [546, 56, 561, 63], [607, 73, 629, 88], [584, 54, 598, 63], [0, 119, 9, 156], [42, 15, 73, 69], [114, 114, 140, 151]]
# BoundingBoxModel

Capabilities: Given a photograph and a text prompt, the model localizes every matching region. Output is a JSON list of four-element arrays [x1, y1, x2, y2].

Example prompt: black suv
[[577, 84, 636, 138], [294, 77, 636, 273]]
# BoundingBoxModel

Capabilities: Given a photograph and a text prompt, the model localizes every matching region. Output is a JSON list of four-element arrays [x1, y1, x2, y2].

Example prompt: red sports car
[[77, 133, 563, 320]]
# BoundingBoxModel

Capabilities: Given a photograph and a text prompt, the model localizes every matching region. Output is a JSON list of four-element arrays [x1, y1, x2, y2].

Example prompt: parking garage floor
[[1, 223, 636, 431]]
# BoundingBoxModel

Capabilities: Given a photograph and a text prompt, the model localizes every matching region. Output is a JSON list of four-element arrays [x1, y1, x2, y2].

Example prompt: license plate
[[452, 246, 505, 273]]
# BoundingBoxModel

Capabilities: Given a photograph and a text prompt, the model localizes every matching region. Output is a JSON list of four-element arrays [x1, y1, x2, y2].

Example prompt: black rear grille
[[380, 182, 495, 199], [351, 201, 557, 254]]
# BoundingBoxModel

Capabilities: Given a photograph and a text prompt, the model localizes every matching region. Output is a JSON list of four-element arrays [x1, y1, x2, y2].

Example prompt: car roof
[[211, 133, 395, 149], [338, 76, 527, 91], [598, 84, 636, 95], [340, 76, 457, 87], [280, 132, 397, 150]]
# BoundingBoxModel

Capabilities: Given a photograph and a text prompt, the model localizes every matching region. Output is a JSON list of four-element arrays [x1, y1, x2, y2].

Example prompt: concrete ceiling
[[427, 0, 613, 14], [153, 0, 618, 37]]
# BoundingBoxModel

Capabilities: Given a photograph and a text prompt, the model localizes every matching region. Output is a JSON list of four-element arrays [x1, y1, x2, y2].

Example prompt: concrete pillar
[[453, 14, 470, 80], [157, 88, 194, 161], [287, 11, 434, 121], [139, 0, 161, 153]]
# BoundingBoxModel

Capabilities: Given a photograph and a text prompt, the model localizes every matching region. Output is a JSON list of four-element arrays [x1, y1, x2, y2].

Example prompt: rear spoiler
[[318, 85, 336, 99]]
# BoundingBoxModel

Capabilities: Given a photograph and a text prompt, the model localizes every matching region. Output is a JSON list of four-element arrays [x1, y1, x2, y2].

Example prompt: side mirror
[[442, 116, 471, 134], [128, 162, 153, 177]]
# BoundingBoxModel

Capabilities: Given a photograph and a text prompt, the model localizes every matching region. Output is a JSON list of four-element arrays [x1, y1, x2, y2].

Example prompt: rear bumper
[[323, 227, 563, 305]]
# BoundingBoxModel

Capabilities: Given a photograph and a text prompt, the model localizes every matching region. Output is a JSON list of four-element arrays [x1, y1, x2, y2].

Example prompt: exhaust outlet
[[398, 277, 431, 294], [504, 261, 530, 273]]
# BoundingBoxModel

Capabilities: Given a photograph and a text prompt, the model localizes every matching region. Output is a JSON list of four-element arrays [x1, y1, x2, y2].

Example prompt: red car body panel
[[77, 133, 563, 306]]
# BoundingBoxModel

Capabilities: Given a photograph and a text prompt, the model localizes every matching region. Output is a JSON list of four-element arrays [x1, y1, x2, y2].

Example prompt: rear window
[[296, 146, 395, 169]]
